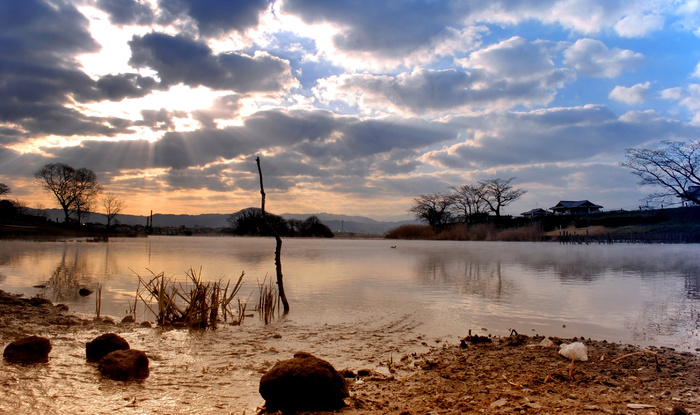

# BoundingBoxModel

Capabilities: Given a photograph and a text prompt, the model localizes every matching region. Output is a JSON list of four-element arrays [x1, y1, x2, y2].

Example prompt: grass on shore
[[386, 223, 547, 241]]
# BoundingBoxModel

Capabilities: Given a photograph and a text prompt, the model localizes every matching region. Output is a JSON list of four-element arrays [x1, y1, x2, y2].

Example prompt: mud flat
[[1, 290, 699, 415]]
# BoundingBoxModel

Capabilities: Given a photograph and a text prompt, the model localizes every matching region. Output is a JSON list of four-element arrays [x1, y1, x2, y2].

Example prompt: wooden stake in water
[[255, 156, 290, 313]]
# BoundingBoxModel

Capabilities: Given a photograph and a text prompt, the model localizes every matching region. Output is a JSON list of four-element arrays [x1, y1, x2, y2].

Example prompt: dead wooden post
[[255, 156, 290, 313]]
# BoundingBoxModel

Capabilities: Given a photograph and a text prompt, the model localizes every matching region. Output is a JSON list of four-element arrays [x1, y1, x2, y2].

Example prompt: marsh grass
[[133, 267, 245, 329], [386, 223, 547, 241], [256, 276, 280, 325]]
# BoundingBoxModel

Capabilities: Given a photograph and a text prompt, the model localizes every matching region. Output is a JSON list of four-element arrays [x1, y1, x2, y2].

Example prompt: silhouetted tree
[[409, 192, 454, 228], [0, 183, 10, 195], [299, 216, 334, 237], [287, 218, 303, 235], [479, 177, 526, 219], [0, 200, 17, 219], [34, 163, 102, 223], [450, 183, 489, 223], [102, 192, 126, 228], [621, 140, 700, 206], [228, 209, 289, 236]]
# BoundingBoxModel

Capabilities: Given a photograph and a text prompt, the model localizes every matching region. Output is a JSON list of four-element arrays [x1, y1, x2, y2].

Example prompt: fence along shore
[[557, 230, 698, 244]]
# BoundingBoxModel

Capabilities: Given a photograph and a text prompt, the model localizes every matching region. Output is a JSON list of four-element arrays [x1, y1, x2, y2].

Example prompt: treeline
[[410, 177, 526, 227], [227, 209, 334, 238]]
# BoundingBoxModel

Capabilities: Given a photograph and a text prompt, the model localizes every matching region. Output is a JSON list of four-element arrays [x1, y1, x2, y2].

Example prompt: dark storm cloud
[[281, 0, 461, 57], [0, 0, 100, 64], [192, 95, 243, 129], [96, 0, 155, 26], [35, 110, 456, 180], [0, 127, 23, 145], [0, 0, 142, 137], [157, 0, 268, 37], [135, 109, 187, 131], [94, 73, 159, 101], [128, 32, 292, 92]]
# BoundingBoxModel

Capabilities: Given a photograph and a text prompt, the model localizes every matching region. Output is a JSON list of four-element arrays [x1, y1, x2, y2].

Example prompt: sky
[[1, 0, 700, 221]]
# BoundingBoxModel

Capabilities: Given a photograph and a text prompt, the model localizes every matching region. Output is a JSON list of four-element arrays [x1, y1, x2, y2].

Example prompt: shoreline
[[1, 289, 699, 414]]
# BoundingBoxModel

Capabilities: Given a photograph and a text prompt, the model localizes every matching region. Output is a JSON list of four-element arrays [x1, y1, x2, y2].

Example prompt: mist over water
[[1, 237, 698, 413]]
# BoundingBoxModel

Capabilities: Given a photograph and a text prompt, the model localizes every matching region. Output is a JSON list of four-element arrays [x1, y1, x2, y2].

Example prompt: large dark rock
[[98, 349, 149, 381], [3, 335, 52, 363], [86, 333, 130, 362], [259, 351, 349, 412]]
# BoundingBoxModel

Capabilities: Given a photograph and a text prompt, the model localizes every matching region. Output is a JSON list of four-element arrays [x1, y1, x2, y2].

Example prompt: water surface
[[0, 237, 698, 413]]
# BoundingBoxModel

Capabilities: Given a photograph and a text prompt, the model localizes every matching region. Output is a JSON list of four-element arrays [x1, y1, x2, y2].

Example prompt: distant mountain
[[32, 208, 418, 235]]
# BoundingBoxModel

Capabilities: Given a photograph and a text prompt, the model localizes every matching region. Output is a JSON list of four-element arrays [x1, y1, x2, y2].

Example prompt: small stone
[[490, 398, 507, 408], [627, 403, 656, 409]]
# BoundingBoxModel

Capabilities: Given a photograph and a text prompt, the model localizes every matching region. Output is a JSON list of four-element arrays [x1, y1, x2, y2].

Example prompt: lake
[[0, 237, 698, 413]]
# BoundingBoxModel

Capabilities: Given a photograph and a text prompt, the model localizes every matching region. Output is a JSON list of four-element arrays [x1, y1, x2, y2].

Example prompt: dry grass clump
[[385, 224, 436, 239], [495, 224, 546, 241], [386, 223, 547, 241], [256, 276, 280, 325], [133, 267, 245, 329]]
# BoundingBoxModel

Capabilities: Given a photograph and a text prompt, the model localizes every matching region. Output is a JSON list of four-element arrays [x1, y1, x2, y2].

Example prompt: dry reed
[[257, 275, 280, 325], [132, 267, 245, 329]]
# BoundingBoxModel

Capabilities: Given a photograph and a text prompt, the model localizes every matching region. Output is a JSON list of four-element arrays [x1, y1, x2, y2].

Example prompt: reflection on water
[[0, 237, 698, 413]]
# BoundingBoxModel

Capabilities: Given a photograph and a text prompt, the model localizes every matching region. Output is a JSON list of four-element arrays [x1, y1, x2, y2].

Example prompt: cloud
[[94, 73, 159, 101], [563, 38, 644, 78], [279, 0, 469, 62], [158, 0, 269, 37], [0, 0, 138, 137], [95, 0, 155, 26], [128, 32, 296, 93], [614, 13, 665, 37], [692, 62, 700, 78], [609, 82, 651, 104], [314, 37, 570, 115], [660, 87, 684, 100], [423, 106, 699, 169]]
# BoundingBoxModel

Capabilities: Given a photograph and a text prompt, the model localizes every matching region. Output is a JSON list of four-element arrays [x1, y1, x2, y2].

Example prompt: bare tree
[[102, 192, 126, 228], [450, 183, 488, 223], [409, 192, 454, 228], [621, 140, 700, 206], [34, 163, 102, 223], [479, 177, 527, 219], [0, 183, 10, 196]]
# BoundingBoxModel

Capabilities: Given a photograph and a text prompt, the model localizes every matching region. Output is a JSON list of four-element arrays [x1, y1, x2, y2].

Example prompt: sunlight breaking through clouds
[[1, 0, 700, 217]]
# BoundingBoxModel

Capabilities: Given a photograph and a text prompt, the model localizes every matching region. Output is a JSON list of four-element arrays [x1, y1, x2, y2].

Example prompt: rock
[[98, 349, 149, 381], [3, 335, 52, 363], [78, 288, 93, 296], [86, 333, 130, 362], [27, 297, 53, 307], [559, 342, 588, 361], [55, 303, 70, 312], [120, 315, 136, 324], [490, 398, 508, 408], [259, 351, 349, 412], [540, 337, 555, 347], [139, 321, 152, 328]]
